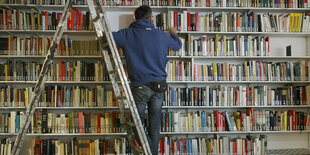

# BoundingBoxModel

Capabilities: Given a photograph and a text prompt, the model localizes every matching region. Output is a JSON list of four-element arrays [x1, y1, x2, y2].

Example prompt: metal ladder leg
[[87, 0, 152, 154], [11, 0, 74, 154]]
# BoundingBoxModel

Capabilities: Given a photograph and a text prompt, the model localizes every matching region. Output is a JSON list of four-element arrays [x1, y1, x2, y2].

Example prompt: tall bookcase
[[0, 1, 310, 154]]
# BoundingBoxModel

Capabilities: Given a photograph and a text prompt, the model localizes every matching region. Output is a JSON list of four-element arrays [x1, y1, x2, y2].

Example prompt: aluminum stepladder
[[11, 0, 152, 154]]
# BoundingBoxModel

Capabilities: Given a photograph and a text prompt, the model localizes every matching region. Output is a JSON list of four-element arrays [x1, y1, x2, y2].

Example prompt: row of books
[[0, 138, 14, 155], [0, 85, 117, 107], [0, 60, 111, 81], [163, 85, 310, 107], [7, 0, 310, 8], [0, 110, 123, 133], [33, 138, 129, 155], [160, 135, 267, 154], [0, 9, 94, 30], [161, 109, 309, 132], [1, 35, 101, 56], [170, 35, 270, 56], [153, 11, 310, 32], [190, 60, 310, 82]]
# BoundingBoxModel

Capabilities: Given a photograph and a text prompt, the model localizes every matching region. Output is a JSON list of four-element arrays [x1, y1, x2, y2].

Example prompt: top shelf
[[1, 4, 310, 12]]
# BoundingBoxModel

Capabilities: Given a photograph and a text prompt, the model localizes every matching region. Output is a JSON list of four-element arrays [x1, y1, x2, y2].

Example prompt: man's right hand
[[169, 28, 177, 35]]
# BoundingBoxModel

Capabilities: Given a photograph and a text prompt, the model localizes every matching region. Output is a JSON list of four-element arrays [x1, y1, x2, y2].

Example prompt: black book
[[42, 140, 47, 155], [86, 12, 90, 30], [41, 110, 48, 133]]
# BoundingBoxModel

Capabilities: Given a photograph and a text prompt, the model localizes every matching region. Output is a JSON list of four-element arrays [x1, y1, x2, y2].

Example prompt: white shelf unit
[[0, 3, 309, 154]]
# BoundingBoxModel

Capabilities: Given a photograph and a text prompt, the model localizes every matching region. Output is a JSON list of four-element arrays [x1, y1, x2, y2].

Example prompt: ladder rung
[[127, 122, 136, 127]]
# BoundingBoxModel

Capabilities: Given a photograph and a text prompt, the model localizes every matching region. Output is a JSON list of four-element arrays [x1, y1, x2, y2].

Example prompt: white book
[[173, 112, 179, 132], [183, 11, 187, 31], [10, 111, 16, 133]]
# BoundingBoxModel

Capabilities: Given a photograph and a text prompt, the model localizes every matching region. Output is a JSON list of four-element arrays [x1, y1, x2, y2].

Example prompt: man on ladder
[[103, 5, 182, 155]]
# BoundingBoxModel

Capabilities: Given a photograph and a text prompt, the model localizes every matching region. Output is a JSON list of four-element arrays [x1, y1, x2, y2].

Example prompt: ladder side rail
[[11, 0, 74, 154]]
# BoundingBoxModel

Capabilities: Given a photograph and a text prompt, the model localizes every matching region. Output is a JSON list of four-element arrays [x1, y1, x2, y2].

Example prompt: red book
[[104, 140, 108, 154], [245, 138, 249, 153], [187, 13, 191, 31], [76, 9, 80, 30], [97, 114, 101, 133], [206, 0, 210, 7], [174, 11, 178, 30], [34, 139, 41, 155], [57, 13, 61, 26], [78, 112, 84, 133], [292, 110, 296, 130], [215, 110, 220, 132], [68, 9, 75, 30], [222, 112, 226, 131], [160, 140, 164, 153], [195, 12, 199, 31], [233, 141, 237, 153], [6, 10, 12, 30]]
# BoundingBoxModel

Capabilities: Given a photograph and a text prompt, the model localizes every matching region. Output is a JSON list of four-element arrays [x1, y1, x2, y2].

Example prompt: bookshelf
[[0, 0, 310, 154]]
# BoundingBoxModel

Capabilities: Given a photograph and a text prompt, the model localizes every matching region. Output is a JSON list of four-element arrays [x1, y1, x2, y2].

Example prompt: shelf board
[[1, 30, 310, 36], [0, 30, 96, 35], [27, 133, 127, 136], [0, 55, 103, 59], [167, 81, 310, 84], [162, 105, 310, 109], [0, 55, 309, 59], [161, 130, 310, 135], [2, 4, 310, 12], [36, 107, 119, 110], [179, 31, 310, 36], [0, 81, 112, 84], [0, 131, 308, 136]]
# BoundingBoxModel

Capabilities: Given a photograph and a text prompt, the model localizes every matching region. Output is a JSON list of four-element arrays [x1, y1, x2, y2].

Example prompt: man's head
[[134, 5, 152, 20]]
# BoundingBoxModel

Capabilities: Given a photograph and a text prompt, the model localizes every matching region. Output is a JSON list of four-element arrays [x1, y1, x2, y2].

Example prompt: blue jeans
[[131, 85, 163, 155]]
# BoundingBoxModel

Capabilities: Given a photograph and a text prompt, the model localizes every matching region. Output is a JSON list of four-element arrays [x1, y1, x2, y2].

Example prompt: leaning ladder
[[11, 0, 152, 154]]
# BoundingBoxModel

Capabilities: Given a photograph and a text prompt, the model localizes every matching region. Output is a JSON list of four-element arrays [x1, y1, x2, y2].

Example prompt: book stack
[[160, 135, 267, 154], [170, 35, 270, 56], [6, 0, 310, 8], [164, 85, 310, 106], [0, 9, 93, 31], [31, 110, 123, 134], [192, 60, 310, 82], [153, 11, 310, 32], [0, 138, 14, 155], [0, 60, 109, 81], [0, 35, 100, 56], [33, 138, 129, 155], [161, 110, 310, 132]]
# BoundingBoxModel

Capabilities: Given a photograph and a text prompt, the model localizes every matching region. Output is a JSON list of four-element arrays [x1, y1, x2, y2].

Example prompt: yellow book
[[280, 112, 284, 131], [203, 65, 207, 81], [91, 141, 95, 155], [213, 63, 218, 81], [215, 34, 219, 56], [37, 13, 40, 30], [294, 13, 298, 32], [89, 90, 92, 107], [289, 13, 293, 32], [284, 111, 287, 131]]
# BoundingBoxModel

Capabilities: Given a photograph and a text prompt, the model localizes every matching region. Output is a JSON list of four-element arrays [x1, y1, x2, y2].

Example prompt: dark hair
[[135, 5, 152, 20]]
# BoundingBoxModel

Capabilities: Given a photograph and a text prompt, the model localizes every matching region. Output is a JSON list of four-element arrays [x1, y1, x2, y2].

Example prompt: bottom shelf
[[268, 148, 310, 155]]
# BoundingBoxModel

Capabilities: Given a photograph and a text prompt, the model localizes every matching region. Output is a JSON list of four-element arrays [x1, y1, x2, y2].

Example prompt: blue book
[[201, 111, 205, 132], [15, 113, 20, 133], [224, 111, 233, 131], [67, 88, 71, 107], [245, 38, 248, 56]]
